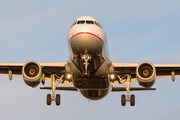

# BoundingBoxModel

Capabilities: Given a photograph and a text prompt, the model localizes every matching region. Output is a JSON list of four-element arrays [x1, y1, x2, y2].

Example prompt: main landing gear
[[46, 74, 64, 106], [118, 74, 135, 106], [47, 94, 60, 105], [121, 94, 135, 106]]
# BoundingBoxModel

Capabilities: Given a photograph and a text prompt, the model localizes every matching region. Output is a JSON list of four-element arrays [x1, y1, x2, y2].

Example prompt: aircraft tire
[[130, 94, 135, 106], [47, 94, 51, 105], [56, 94, 61, 106], [121, 94, 126, 106]]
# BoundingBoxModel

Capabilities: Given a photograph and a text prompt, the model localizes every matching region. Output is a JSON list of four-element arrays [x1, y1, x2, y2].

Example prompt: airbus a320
[[1, 16, 179, 106]]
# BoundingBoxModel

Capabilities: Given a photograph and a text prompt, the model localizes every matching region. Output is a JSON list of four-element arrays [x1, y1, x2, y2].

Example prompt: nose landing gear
[[81, 50, 91, 76]]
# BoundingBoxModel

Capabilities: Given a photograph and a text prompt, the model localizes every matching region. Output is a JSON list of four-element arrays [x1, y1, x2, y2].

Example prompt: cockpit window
[[95, 21, 102, 28], [86, 20, 94, 24], [71, 21, 77, 27], [77, 20, 85, 24]]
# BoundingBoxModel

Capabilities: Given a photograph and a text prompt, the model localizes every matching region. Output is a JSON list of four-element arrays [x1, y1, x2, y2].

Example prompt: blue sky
[[0, 0, 180, 120]]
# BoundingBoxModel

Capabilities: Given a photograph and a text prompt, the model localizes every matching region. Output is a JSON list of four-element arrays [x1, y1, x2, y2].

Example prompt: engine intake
[[136, 62, 156, 88], [22, 61, 42, 87]]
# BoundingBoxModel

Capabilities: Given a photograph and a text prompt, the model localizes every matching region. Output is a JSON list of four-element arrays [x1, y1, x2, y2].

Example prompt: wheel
[[121, 94, 126, 106], [130, 94, 135, 106], [56, 94, 61, 106], [47, 94, 51, 105]]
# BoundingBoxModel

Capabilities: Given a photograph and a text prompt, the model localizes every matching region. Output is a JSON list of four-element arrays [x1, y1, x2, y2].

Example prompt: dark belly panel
[[73, 77, 109, 89], [80, 89, 109, 100]]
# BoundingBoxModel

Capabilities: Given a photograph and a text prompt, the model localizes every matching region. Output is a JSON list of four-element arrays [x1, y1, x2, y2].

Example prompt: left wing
[[112, 62, 180, 85]]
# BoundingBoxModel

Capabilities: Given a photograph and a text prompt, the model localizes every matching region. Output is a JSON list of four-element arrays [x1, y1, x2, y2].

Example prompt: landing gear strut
[[118, 74, 135, 106], [47, 74, 64, 106], [81, 49, 91, 76]]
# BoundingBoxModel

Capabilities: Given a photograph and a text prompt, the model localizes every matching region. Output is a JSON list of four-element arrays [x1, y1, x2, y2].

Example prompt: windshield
[[77, 20, 85, 24], [86, 20, 94, 24], [95, 21, 102, 28]]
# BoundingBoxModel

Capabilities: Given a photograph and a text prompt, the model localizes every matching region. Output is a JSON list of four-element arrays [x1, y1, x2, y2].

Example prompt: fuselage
[[67, 16, 112, 100]]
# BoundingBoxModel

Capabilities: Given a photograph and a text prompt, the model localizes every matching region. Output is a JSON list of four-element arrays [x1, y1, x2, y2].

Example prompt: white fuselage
[[67, 16, 112, 100]]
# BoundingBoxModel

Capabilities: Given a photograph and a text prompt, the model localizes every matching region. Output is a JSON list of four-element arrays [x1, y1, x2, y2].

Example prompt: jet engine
[[22, 61, 42, 87], [136, 62, 156, 88]]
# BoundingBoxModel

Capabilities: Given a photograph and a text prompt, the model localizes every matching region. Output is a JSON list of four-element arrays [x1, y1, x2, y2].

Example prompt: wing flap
[[112, 87, 156, 92], [40, 86, 78, 91]]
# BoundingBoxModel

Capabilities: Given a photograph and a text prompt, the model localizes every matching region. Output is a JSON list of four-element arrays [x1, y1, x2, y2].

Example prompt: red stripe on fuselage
[[69, 32, 104, 42], [67, 57, 71, 63], [106, 57, 112, 63]]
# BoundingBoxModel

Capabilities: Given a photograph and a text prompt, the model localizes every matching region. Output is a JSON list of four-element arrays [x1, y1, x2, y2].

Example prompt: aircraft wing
[[112, 62, 180, 85], [0, 62, 69, 84]]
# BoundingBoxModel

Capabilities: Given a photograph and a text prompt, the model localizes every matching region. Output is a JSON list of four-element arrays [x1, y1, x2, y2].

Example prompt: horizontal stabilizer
[[40, 86, 78, 91], [112, 87, 156, 92]]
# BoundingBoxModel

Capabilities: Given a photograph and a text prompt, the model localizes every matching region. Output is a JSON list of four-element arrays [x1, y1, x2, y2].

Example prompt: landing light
[[110, 74, 115, 79], [67, 74, 72, 79]]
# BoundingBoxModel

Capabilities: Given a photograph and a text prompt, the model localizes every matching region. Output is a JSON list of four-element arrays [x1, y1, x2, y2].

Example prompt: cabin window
[[95, 21, 102, 28], [86, 20, 94, 24], [77, 20, 85, 24]]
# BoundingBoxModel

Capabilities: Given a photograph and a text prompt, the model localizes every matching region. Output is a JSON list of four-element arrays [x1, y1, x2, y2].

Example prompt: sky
[[0, 0, 180, 119]]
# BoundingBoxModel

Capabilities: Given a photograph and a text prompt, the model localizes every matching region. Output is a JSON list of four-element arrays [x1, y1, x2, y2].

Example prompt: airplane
[[1, 16, 179, 106]]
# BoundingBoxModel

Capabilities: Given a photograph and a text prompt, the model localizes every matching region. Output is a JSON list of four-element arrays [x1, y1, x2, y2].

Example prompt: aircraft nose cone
[[69, 31, 103, 53]]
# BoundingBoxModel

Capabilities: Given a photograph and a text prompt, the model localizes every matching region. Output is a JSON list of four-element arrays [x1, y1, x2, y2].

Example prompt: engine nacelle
[[22, 61, 42, 87], [136, 62, 156, 88]]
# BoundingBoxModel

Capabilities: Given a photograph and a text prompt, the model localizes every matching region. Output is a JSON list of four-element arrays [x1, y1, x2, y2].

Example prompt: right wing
[[0, 61, 72, 85]]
